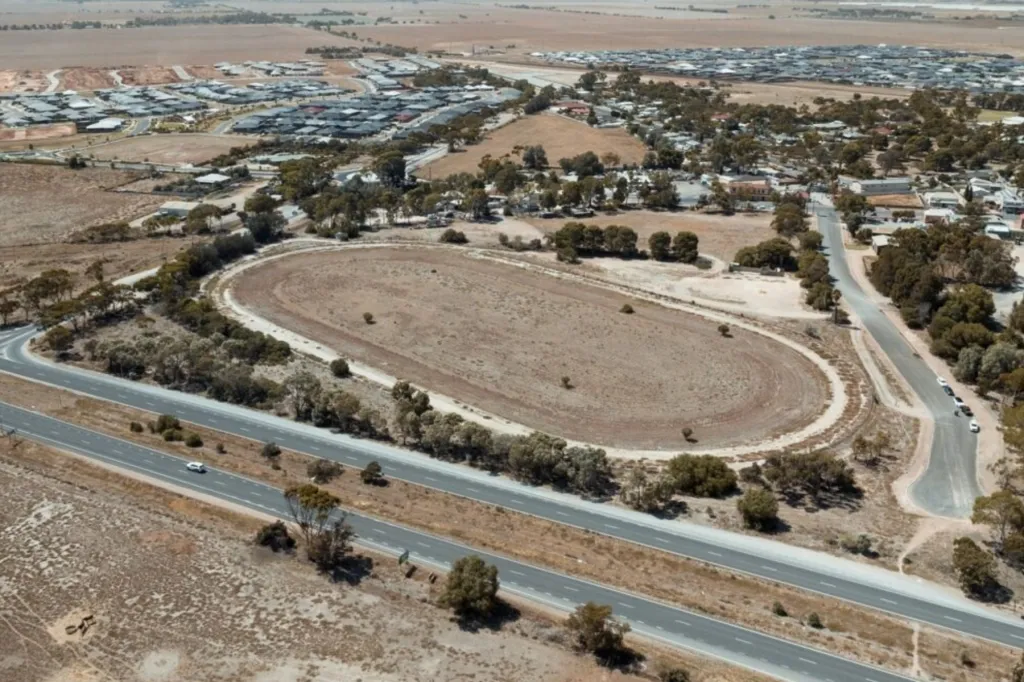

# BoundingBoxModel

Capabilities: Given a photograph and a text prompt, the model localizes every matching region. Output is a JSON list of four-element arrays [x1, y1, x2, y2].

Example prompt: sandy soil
[[0, 238, 186, 291], [525, 210, 775, 263], [0, 164, 165, 247], [185, 65, 222, 80], [0, 123, 76, 142], [88, 133, 260, 165], [0, 446, 655, 682], [230, 245, 827, 450], [868, 194, 924, 209], [356, 10, 1024, 57], [417, 113, 646, 178], [0, 25, 359, 70], [119, 65, 182, 86], [60, 66, 116, 91], [0, 69, 46, 93]]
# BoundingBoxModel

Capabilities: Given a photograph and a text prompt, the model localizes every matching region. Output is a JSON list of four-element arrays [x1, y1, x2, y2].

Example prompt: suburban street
[[814, 200, 983, 518], [0, 325, 1021, 649], [0, 400, 919, 682]]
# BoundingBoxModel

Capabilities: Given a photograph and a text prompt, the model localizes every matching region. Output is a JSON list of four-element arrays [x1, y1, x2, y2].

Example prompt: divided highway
[[0, 326, 1022, 650], [0, 400, 914, 682], [814, 201, 982, 517]]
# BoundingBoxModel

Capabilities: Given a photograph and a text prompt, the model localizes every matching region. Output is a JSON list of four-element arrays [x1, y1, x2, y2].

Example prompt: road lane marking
[[1011, 634, 1024, 641], [674, 619, 691, 626], [760, 565, 778, 572], [798, 658, 817, 665], [616, 602, 634, 609], [943, 615, 963, 623], [555, 511, 569, 517], [819, 582, 837, 588], [707, 551, 723, 557], [466, 487, 479, 493], [423, 476, 438, 482], [563, 586, 579, 593], [734, 637, 752, 645], [604, 524, 620, 530], [310, 446, 321, 452], [370, 528, 385, 535], [652, 537, 670, 544], [880, 598, 898, 605], [250, 492, 262, 497], [510, 569, 525, 576], [415, 541, 431, 548]]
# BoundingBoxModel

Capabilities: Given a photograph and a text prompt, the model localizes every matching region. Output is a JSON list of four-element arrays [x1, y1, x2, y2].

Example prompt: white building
[[923, 191, 960, 209]]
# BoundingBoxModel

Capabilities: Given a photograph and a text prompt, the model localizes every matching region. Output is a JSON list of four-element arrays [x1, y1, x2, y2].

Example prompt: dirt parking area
[[417, 113, 646, 178], [0, 447, 654, 682], [0, 164, 165, 246], [89, 133, 261, 165], [525, 210, 775, 263], [231, 246, 827, 450]]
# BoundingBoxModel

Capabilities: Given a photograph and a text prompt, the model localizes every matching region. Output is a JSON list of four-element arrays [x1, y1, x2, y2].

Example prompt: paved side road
[[0, 326, 1021, 648], [0, 401, 915, 682], [813, 201, 983, 518]]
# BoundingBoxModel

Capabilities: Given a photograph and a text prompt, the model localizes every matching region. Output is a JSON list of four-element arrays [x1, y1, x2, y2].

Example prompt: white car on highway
[[186, 461, 206, 473], [937, 377, 949, 388], [969, 420, 980, 433]]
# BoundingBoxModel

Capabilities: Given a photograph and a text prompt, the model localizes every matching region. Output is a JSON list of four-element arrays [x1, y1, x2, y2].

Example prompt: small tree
[[363, 312, 375, 324], [566, 602, 630, 657], [681, 427, 694, 442], [255, 520, 296, 552], [129, 421, 144, 433], [261, 441, 282, 462], [561, 375, 573, 389], [619, 303, 635, 314], [439, 555, 500, 619], [330, 358, 351, 378], [155, 414, 181, 432], [282, 483, 340, 548], [361, 460, 384, 485], [439, 228, 469, 244], [807, 612, 823, 629], [952, 536, 998, 597], [737, 487, 779, 531], [772, 601, 788, 617], [717, 324, 730, 337], [185, 432, 203, 448]]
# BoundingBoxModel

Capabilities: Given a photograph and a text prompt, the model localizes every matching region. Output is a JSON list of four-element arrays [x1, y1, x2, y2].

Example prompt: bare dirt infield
[[525, 210, 775, 263], [231, 246, 827, 450], [417, 113, 646, 178], [0, 164, 164, 246], [88, 133, 262, 165]]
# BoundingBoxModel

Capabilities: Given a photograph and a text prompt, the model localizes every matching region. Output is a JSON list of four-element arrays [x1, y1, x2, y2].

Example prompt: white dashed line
[[880, 598, 898, 605], [616, 602, 635, 609], [707, 551, 723, 557], [415, 541, 431, 548], [423, 476, 438, 482], [563, 586, 579, 593], [943, 615, 962, 623], [819, 582, 837, 588], [760, 565, 778, 572], [466, 487, 479, 493], [734, 637, 753, 645], [510, 569, 526, 576], [798, 658, 817, 666], [604, 524, 620, 530], [674, 619, 691, 627]]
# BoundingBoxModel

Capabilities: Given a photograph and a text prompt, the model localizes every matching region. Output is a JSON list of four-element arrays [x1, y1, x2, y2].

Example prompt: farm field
[[88, 133, 262, 165], [525, 210, 776, 263], [231, 246, 828, 450], [417, 113, 646, 178], [0, 164, 164, 246], [0, 25, 358, 70]]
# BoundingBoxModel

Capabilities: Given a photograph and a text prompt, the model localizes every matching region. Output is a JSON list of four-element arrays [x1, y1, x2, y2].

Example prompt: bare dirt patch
[[0, 123, 76, 143], [525, 210, 775, 263], [60, 67, 116, 91], [868, 194, 924, 209], [119, 66, 181, 86], [417, 112, 646, 178], [184, 65, 222, 80], [87, 133, 261, 165], [230, 245, 827, 450], [0, 69, 46, 93], [0, 164, 165, 247]]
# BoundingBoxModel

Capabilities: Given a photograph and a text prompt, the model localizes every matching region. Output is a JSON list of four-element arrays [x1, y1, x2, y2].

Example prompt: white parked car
[[937, 377, 949, 388], [953, 397, 966, 409], [969, 420, 980, 433], [186, 461, 206, 473]]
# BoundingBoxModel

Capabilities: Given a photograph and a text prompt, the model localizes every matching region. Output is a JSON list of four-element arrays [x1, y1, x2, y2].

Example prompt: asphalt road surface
[[0, 326, 1021, 650], [814, 199, 982, 518], [0, 400, 916, 682]]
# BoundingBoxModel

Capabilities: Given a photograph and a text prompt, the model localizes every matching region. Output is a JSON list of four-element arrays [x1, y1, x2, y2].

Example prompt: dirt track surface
[[232, 246, 828, 449]]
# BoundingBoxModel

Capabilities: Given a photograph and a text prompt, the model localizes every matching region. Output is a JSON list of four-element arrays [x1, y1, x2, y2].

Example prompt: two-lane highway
[[0, 401, 917, 682], [0, 325, 1022, 650], [814, 200, 982, 517]]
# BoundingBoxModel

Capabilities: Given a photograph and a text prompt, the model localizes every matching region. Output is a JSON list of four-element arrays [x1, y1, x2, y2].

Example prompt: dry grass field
[[88, 133, 261, 165], [0, 164, 164, 246], [525, 210, 776, 263], [231, 246, 827, 450], [0, 239, 185, 291], [417, 113, 646, 178], [0, 25, 359, 70], [0, 69, 46, 93]]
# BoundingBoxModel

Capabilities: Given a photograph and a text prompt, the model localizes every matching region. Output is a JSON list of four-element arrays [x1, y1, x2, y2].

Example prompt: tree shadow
[[329, 553, 374, 586], [969, 581, 1014, 605], [650, 499, 689, 521], [595, 644, 645, 673], [455, 599, 522, 633]]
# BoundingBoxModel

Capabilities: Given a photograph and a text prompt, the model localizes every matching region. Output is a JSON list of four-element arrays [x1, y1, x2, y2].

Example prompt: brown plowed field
[[232, 247, 828, 449]]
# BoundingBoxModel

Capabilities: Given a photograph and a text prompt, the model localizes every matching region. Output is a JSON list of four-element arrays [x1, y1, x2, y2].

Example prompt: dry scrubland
[[526, 210, 776, 263], [89, 134, 260, 165], [231, 246, 827, 450], [0, 164, 164, 245], [0, 449, 661, 682], [0, 240, 184, 291], [417, 113, 647, 178]]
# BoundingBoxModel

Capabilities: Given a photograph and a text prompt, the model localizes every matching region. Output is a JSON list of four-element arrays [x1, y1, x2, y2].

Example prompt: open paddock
[[524, 210, 776, 263], [416, 112, 646, 178], [88, 133, 262, 165], [230, 246, 828, 450], [0, 164, 165, 246]]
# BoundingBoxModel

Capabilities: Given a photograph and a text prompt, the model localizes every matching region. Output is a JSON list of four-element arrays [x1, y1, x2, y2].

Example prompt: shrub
[[439, 228, 469, 244], [308, 458, 343, 483], [361, 460, 384, 485], [438, 555, 500, 618], [737, 487, 779, 531], [363, 312, 375, 324], [261, 441, 282, 461], [717, 323, 730, 337], [658, 668, 691, 682], [129, 421, 144, 433], [162, 428, 184, 442], [619, 303, 634, 314], [255, 520, 295, 552], [185, 432, 203, 448], [155, 414, 181, 433], [666, 454, 738, 497], [807, 612, 823, 629], [330, 358, 351, 378], [839, 533, 873, 556], [772, 601, 788, 617], [216, 442, 226, 454], [561, 375, 573, 389]]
